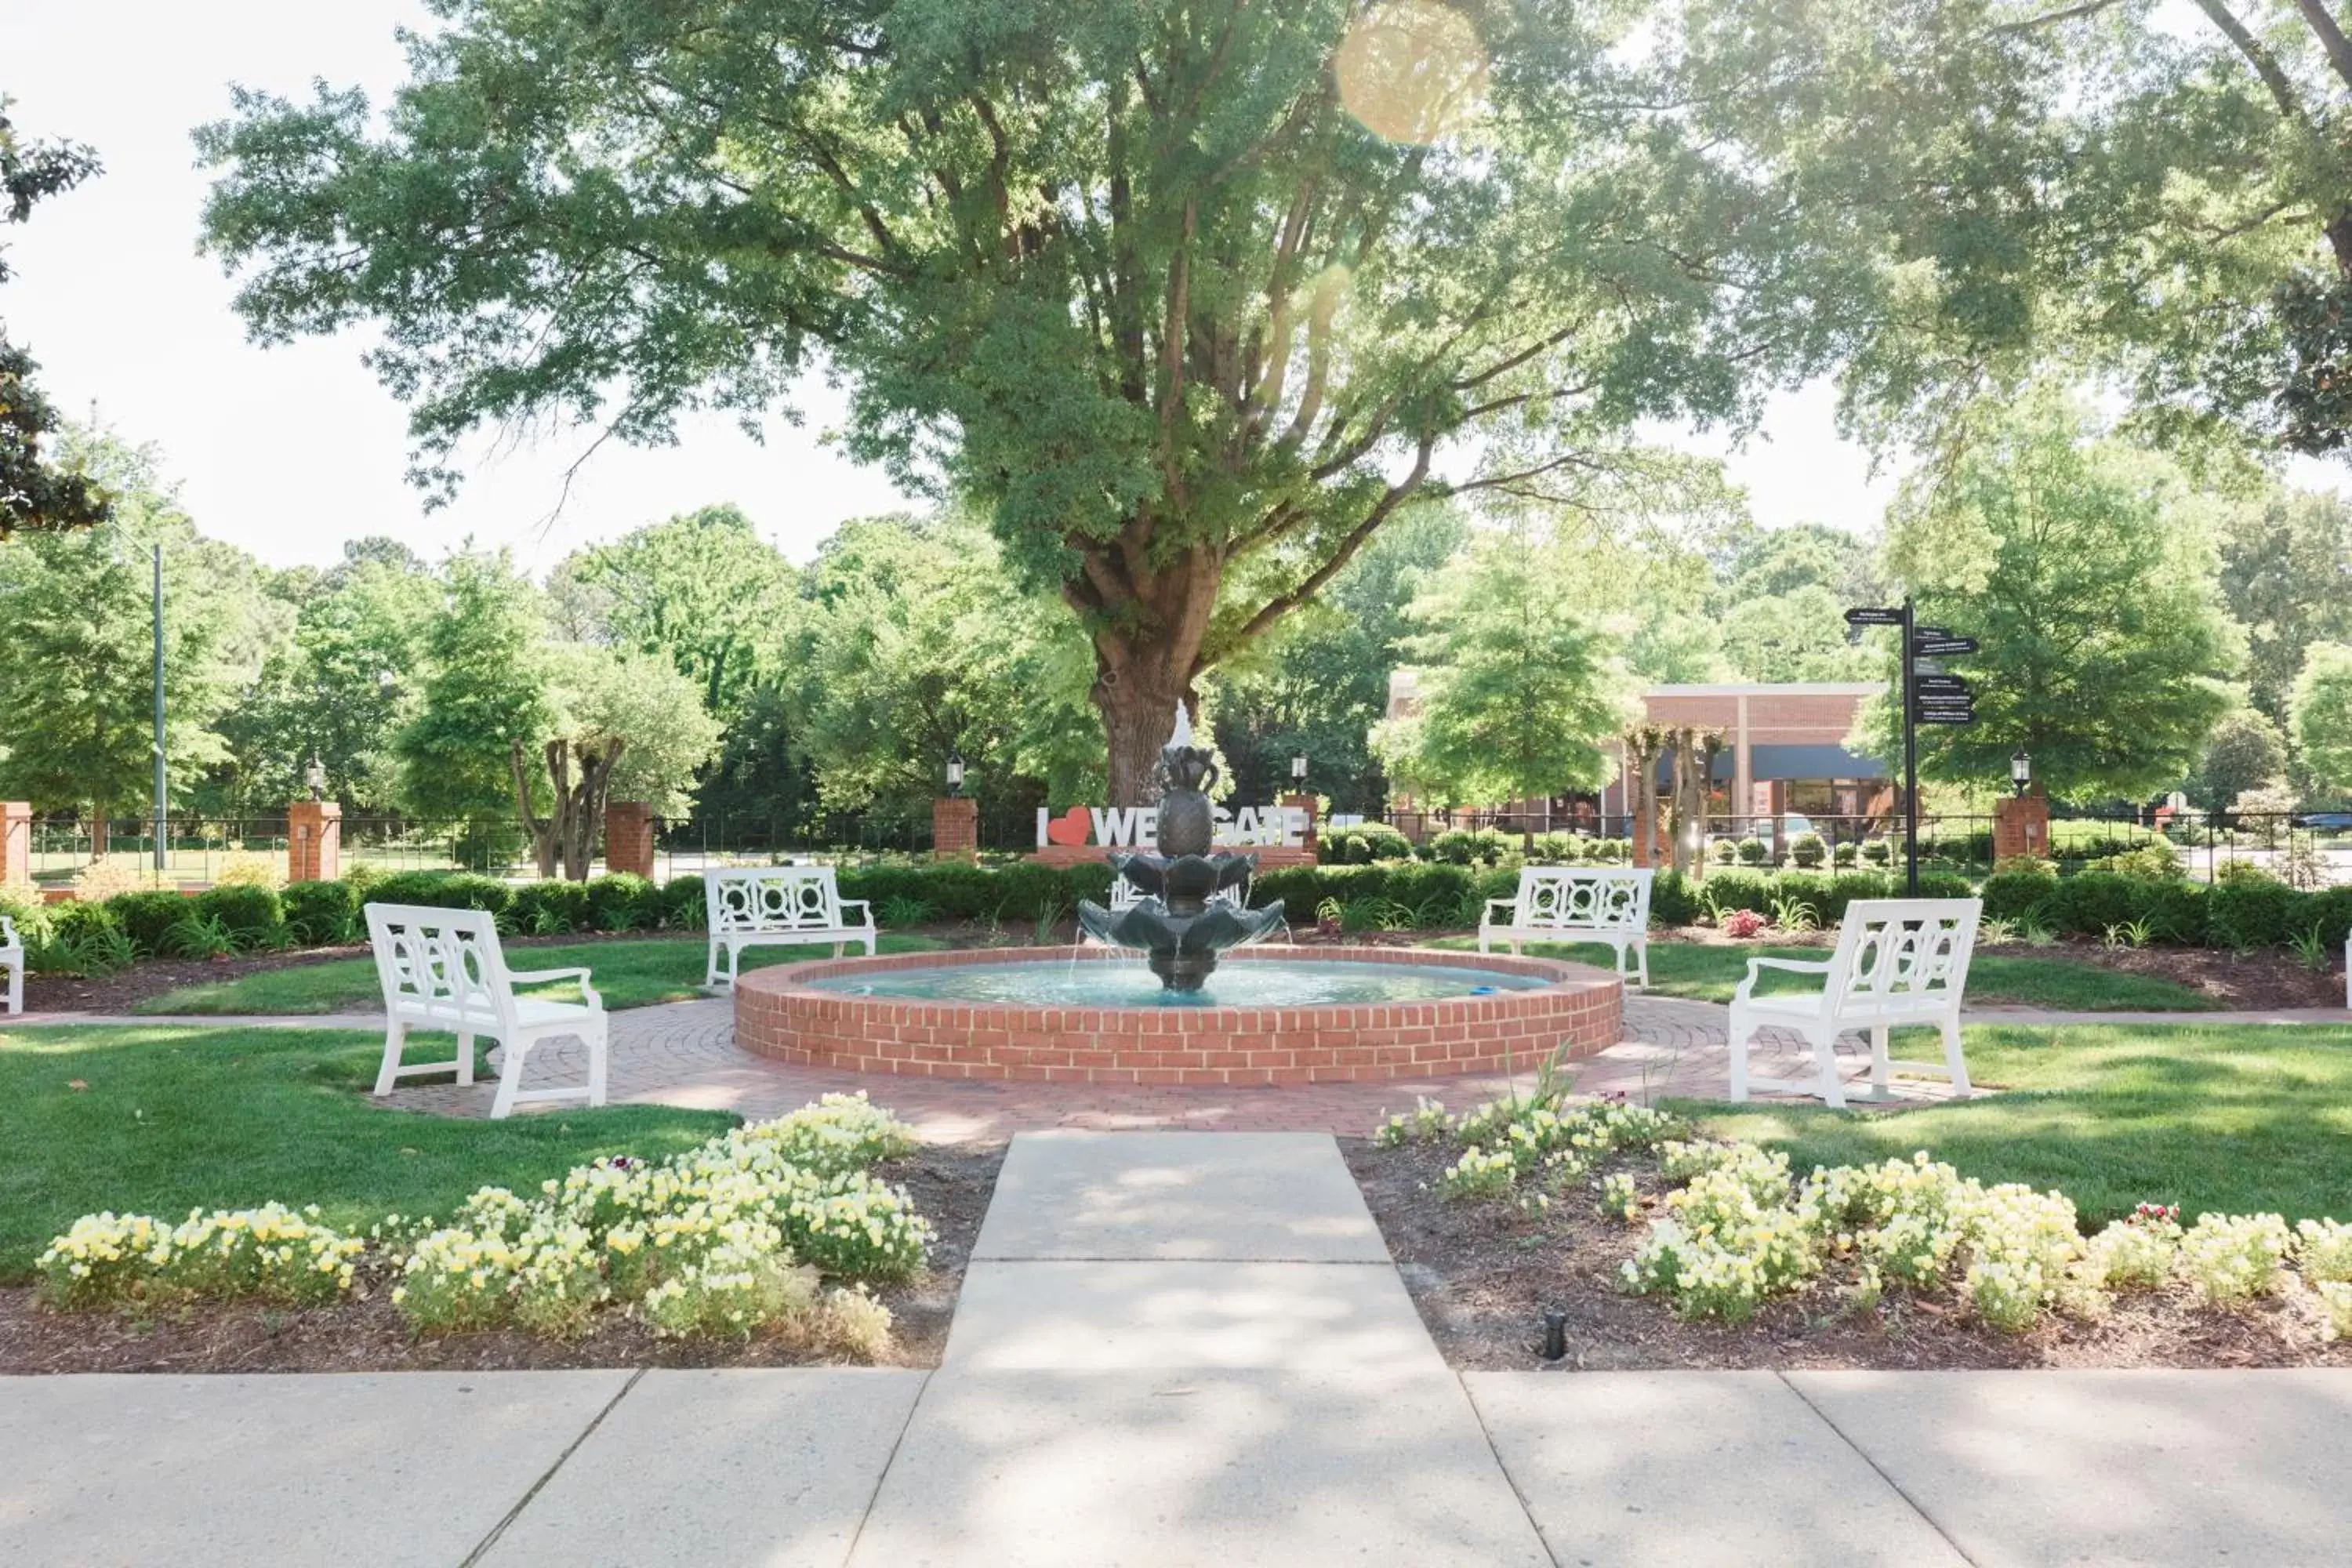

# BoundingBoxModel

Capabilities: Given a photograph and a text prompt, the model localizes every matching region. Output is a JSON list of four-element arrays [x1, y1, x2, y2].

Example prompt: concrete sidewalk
[[9, 1133, 2352, 1566]]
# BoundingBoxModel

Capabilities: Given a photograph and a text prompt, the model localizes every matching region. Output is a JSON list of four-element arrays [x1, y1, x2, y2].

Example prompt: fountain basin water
[[733, 946, 1622, 1086]]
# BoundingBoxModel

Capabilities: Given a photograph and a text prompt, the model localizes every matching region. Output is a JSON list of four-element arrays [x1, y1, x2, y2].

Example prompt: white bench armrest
[[1481, 899, 1518, 922], [508, 966, 603, 1009], [837, 899, 875, 924], [1734, 954, 1832, 1004]]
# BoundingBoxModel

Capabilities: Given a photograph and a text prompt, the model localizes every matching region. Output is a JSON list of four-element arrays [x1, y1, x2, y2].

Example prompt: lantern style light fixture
[[2010, 749, 2032, 798], [305, 755, 328, 802], [1290, 751, 1308, 786], [945, 746, 966, 798]]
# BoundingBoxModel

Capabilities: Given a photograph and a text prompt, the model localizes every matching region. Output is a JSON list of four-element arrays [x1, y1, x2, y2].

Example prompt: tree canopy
[[2292, 641, 2352, 793], [196, 0, 1864, 799], [1, 99, 109, 539], [1861, 387, 2241, 802]]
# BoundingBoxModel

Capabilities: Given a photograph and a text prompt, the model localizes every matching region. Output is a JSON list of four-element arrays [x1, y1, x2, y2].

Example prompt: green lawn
[[1693, 1022, 2352, 1225], [1427, 937, 2216, 1012], [0, 1024, 737, 1279], [134, 933, 949, 1016]]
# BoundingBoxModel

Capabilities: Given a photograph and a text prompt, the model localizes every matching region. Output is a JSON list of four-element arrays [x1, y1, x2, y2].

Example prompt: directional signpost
[[1843, 598, 1986, 894]]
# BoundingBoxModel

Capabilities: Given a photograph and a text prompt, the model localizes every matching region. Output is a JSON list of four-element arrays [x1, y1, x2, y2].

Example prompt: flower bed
[[1354, 1089, 2352, 1370], [27, 1094, 960, 1364]]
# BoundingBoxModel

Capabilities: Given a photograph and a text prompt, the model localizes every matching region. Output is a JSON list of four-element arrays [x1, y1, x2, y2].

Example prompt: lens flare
[[1334, 0, 1491, 146]]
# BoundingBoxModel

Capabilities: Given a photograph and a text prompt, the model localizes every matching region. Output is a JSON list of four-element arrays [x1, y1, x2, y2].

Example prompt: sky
[[6, 2, 1943, 575]]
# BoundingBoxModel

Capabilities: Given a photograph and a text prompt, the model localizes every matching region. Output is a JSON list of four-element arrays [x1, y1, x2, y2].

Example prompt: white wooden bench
[[704, 866, 876, 988], [1479, 867, 1654, 987], [1728, 897, 1981, 1109], [1, 916, 21, 1015], [365, 902, 608, 1120]]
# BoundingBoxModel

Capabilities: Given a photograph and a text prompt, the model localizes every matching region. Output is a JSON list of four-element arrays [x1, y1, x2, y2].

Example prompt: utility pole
[[151, 543, 165, 876]]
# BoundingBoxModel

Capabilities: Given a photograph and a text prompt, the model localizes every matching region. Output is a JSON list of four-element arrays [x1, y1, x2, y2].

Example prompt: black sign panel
[[1913, 624, 1951, 641], [1915, 675, 1972, 694], [1915, 710, 1977, 726], [1915, 637, 1979, 657], [1915, 698, 1975, 713], [1844, 606, 1904, 626]]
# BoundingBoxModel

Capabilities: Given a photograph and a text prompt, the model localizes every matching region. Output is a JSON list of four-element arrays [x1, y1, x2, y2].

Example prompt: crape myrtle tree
[[196, 0, 1851, 802]]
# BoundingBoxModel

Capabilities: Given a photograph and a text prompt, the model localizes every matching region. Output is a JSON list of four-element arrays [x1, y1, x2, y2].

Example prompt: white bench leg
[[706, 939, 721, 988], [1727, 1007, 1751, 1102], [456, 1029, 476, 1087], [1477, 930, 1494, 954], [1811, 1025, 1847, 1109], [373, 1021, 410, 1098], [490, 1039, 526, 1120], [1632, 936, 1650, 990], [1938, 1016, 1972, 1096], [586, 1020, 609, 1108], [1868, 1023, 1890, 1098], [3, 962, 19, 1015]]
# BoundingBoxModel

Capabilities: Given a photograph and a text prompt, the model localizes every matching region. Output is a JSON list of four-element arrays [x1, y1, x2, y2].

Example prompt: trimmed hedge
[[108, 889, 194, 957], [281, 880, 360, 946], [365, 870, 513, 916], [508, 879, 593, 935], [192, 884, 284, 946]]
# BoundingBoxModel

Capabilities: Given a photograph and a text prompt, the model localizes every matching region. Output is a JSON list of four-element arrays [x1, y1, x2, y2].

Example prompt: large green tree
[[2190, 706, 2290, 812], [396, 551, 552, 820], [514, 644, 721, 878], [1, 99, 109, 539], [0, 430, 267, 838], [1684, 0, 2352, 456], [1370, 521, 1635, 813], [2292, 641, 2352, 792], [1861, 387, 2242, 801], [2218, 488, 2352, 722], [196, 0, 1853, 800], [550, 506, 797, 720]]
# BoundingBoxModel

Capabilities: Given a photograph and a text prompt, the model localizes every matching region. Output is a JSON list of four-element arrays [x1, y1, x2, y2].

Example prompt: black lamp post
[[2010, 749, 2032, 798], [305, 756, 327, 803], [1290, 750, 1308, 790], [945, 747, 965, 798]]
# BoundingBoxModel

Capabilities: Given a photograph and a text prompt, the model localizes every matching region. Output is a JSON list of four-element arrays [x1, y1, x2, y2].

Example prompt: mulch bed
[[0, 1143, 1004, 1375], [1345, 1137, 2352, 1373]]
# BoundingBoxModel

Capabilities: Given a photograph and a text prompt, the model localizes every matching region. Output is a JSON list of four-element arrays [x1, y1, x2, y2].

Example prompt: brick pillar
[[1282, 793, 1319, 862], [1993, 795, 2049, 866], [933, 797, 979, 862], [287, 800, 342, 884], [604, 801, 657, 880], [1, 801, 28, 887]]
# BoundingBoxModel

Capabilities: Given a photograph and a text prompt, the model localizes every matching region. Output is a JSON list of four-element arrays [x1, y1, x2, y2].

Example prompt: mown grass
[[1425, 936, 2216, 1012], [0, 1024, 737, 1278], [1692, 1022, 2352, 1225], [132, 933, 949, 1016]]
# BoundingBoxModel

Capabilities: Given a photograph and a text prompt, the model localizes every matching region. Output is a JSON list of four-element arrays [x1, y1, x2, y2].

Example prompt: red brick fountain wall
[[732, 946, 1622, 1087]]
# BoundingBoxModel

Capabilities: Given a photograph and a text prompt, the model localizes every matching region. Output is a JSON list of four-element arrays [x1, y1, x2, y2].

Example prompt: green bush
[[1917, 870, 1976, 900], [2306, 886, 2352, 948], [655, 873, 707, 931], [1831, 841, 1859, 868], [1734, 838, 1768, 866], [0, 882, 53, 947], [1526, 833, 1583, 865], [281, 880, 360, 946], [1700, 868, 1775, 916], [2081, 844, 2186, 881], [508, 880, 592, 935], [2135, 880, 2209, 946], [1651, 869, 1700, 926], [1322, 823, 1416, 864], [107, 889, 194, 957], [2046, 872, 2136, 937], [586, 873, 657, 931], [1980, 868, 2058, 923], [2209, 880, 2304, 953], [1821, 871, 1898, 921], [362, 870, 513, 916], [191, 884, 285, 948], [1788, 832, 1827, 869], [1426, 828, 1514, 866], [1859, 838, 1893, 866], [49, 900, 120, 944]]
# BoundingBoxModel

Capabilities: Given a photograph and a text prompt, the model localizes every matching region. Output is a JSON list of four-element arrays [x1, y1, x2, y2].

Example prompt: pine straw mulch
[[0, 1143, 1003, 1375], [1345, 1137, 2352, 1374]]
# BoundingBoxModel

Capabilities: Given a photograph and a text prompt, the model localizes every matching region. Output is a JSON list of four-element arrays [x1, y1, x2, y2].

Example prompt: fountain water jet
[[1075, 706, 1287, 990]]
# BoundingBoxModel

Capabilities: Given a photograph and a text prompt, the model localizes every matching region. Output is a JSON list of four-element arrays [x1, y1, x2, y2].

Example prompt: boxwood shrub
[[107, 888, 194, 957], [507, 879, 593, 935], [191, 884, 285, 946], [586, 873, 657, 931], [281, 879, 360, 946], [364, 870, 513, 916]]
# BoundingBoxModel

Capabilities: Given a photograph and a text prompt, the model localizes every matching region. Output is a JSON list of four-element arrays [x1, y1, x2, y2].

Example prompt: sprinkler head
[[1541, 1310, 1568, 1362]]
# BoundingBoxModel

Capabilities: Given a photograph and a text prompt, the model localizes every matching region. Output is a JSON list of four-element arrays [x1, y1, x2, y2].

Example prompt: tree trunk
[[1091, 648, 1198, 807], [560, 739, 622, 881], [513, 740, 561, 879], [89, 810, 107, 865]]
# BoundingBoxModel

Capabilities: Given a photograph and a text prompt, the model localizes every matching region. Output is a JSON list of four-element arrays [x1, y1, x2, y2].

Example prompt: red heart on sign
[[1045, 805, 1092, 847]]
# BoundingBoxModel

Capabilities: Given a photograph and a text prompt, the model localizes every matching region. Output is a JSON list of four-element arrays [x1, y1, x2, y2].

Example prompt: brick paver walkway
[[354, 992, 1982, 1138]]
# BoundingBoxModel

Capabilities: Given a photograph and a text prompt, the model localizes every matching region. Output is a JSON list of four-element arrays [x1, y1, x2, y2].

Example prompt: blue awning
[[1751, 743, 1887, 780]]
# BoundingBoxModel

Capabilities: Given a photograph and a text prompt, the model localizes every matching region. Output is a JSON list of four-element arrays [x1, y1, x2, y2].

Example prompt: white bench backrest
[[365, 902, 517, 1032], [0, 915, 17, 948], [1822, 898, 1981, 1013], [1512, 867, 1652, 931], [706, 866, 849, 934]]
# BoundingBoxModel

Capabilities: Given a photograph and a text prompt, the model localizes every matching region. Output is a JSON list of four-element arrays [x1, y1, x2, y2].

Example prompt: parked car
[[2294, 812, 2352, 831]]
